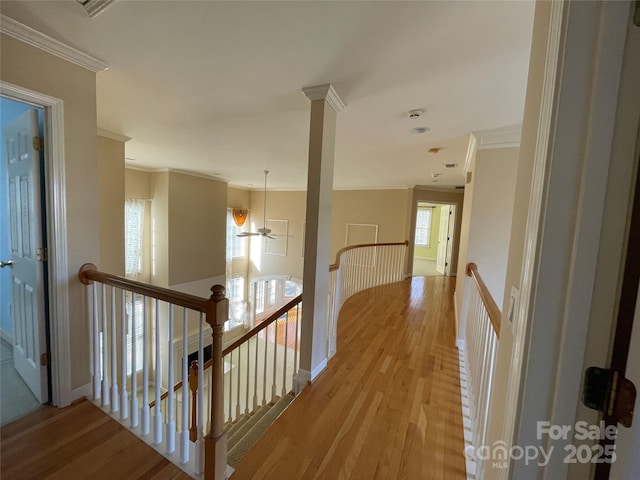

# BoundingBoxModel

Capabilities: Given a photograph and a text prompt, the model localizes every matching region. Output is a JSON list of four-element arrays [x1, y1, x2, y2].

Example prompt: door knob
[[0, 260, 13, 268]]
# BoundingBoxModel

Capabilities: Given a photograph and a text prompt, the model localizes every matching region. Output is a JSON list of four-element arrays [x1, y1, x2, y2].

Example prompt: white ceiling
[[1, 0, 535, 190]]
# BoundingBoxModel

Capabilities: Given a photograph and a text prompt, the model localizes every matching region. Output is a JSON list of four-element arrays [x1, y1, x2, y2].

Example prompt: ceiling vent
[[444, 163, 458, 168], [455, 186, 465, 190], [75, 0, 115, 18]]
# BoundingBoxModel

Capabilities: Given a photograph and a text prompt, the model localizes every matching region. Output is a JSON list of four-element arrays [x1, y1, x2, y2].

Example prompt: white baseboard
[[70, 383, 93, 404], [0, 327, 13, 345], [454, 290, 459, 328], [311, 358, 328, 381], [295, 368, 311, 393]]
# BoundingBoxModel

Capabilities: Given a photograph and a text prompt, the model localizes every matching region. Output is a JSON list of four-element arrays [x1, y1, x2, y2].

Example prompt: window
[[415, 208, 432, 246], [284, 280, 301, 298], [227, 274, 246, 328], [125, 199, 145, 279], [126, 295, 144, 375], [226, 209, 246, 260], [124, 199, 146, 374], [268, 279, 277, 307], [255, 281, 265, 315]]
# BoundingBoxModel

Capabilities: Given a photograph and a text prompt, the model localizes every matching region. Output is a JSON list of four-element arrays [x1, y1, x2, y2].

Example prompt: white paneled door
[[3, 109, 48, 403], [435, 205, 450, 274]]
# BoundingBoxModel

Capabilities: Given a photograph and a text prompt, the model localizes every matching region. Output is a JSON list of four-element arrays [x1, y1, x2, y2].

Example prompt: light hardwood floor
[[233, 276, 467, 479], [0, 398, 192, 480]]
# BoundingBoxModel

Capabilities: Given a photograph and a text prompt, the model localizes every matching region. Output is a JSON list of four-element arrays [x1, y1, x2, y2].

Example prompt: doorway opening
[[0, 96, 50, 425], [412, 202, 456, 277]]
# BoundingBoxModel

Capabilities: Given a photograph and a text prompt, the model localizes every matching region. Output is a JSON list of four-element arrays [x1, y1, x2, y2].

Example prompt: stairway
[[225, 393, 295, 467]]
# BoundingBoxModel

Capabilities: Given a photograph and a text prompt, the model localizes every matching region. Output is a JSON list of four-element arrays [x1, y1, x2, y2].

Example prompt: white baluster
[[153, 299, 162, 445], [120, 289, 129, 421], [92, 284, 101, 402], [101, 284, 110, 407], [194, 314, 204, 475], [131, 292, 139, 429], [293, 303, 300, 379], [140, 297, 150, 436], [253, 335, 259, 411], [245, 340, 250, 414], [236, 343, 242, 419], [180, 308, 189, 465], [110, 286, 119, 413], [271, 322, 277, 401], [262, 329, 268, 406], [282, 312, 289, 395], [166, 305, 176, 454], [227, 351, 233, 423]]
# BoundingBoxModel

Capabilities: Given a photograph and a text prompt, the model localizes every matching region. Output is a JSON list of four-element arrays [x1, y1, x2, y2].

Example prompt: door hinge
[[582, 367, 636, 427], [37, 247, 48, 262], [32, 136, 44, 152], [40, 352, 50, 366]]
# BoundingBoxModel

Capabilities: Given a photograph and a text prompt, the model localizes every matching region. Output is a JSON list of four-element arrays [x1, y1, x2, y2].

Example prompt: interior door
[[444, 205, 456, 276], [3, 109, 48, 403], [435, 205, 449, 274]]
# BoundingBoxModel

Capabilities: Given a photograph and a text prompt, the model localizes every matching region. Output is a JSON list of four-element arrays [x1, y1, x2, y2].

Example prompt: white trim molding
[[302, 84, 346, 113], [97, 128, 131, 143], [1, 81, 72, 407], [472, 124, 522, 150], [0, 15, 109, 72]]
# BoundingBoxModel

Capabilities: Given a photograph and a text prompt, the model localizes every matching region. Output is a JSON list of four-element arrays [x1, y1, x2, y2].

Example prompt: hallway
[[233, 276, 467, 479]]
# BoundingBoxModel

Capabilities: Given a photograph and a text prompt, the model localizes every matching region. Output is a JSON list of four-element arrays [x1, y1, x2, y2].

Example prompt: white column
[[298, 84, 345, 389]]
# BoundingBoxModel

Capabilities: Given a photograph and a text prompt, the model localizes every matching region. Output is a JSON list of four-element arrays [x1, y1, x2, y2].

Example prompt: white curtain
[[125, 199, 145, 279]]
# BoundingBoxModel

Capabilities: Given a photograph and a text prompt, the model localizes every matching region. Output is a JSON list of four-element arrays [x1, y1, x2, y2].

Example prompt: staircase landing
[[233, 276, 467, 479], [0, 398, 192, 480]]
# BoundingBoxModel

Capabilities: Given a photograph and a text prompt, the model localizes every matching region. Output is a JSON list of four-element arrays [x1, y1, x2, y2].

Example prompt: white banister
[[141, 296, 150, 437], [462, 262, 500, 476], [153, 298, 162, 445], [180, 308, 189, 464], [166, 305, 176, 454], [110, 286, 119, 414], [120, 289, 129, 421], [326, 241, 408, 360], [130, 292, 139, 429]]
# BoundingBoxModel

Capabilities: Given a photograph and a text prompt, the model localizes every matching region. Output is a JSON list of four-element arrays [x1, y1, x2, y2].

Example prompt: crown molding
[[79, 0, 116, 19], [97, 128, 131, 143], [302, 84, 346, 113], [0, 15, 109, 72], [472, 124, 522, 150]]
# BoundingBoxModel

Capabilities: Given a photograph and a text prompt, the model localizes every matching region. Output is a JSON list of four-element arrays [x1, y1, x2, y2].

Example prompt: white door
[[3, 109, 48, 403], [435, 205, 449, 274], [444, 205, 456, 276]]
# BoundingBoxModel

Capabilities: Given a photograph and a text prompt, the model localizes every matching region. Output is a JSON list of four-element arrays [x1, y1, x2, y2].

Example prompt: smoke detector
[[407, 109, 425, 118]]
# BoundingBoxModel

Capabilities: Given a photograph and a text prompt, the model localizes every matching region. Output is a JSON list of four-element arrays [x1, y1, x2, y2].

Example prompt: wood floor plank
[[0, 398, 192, 480], [233, 276, 467, 479]]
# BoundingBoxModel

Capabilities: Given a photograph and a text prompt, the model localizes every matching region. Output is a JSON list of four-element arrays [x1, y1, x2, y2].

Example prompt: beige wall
[[247, 190, 307, 279], [228, 187, 251, 209], [458, 146, 519, 335], [97, 136, 125, 276], [331, 189, 411, 261], [244, 188, 412, 281], [150, 172, 170, 286], [1, 34, 99, 391], [484, 2, 553, 474], [167, 172, 227, 286]]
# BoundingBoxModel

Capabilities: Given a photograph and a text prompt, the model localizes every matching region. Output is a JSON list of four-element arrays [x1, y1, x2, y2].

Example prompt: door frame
[[411, 200, 457, 277], [500, 1, 638, 479], [1, 81, 71, 407]]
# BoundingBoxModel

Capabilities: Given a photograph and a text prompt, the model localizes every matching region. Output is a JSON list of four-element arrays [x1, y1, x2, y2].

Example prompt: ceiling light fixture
[[407, 109, 425, 118], [428, 147, 442, 154]]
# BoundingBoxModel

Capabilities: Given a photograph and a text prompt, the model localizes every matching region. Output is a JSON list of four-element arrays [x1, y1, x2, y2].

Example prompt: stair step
[[225, 412, 250, 437], [227, 393, 295, 467], [227, 401, 273, 449]]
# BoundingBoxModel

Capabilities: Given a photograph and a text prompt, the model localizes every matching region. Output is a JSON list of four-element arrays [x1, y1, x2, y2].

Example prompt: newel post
[[204, 284, 228, 480]]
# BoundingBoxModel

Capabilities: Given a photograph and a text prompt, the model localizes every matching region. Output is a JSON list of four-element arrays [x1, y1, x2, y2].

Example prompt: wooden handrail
[[223, 293, 302, 355], [329, 240, 409, 272], [79, 263, 208, 312], [149, 293, 303, 409], [466, 262, 501, 338]]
